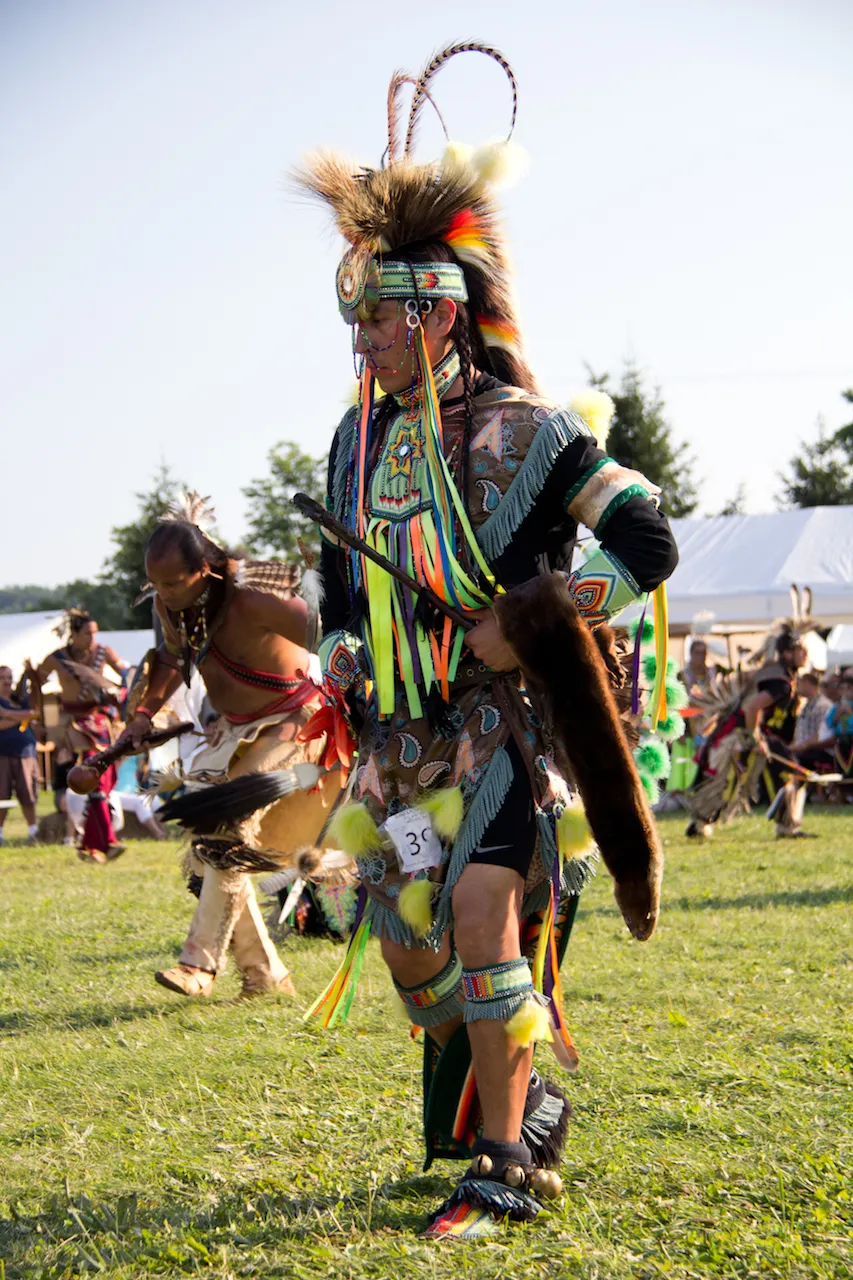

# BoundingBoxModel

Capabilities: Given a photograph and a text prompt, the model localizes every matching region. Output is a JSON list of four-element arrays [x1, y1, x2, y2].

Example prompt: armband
[[566, 547, 641, 629]]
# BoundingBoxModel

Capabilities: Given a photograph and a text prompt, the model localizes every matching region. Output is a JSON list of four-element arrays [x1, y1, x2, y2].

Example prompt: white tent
[[0, 612, 64, 679], [826, 624, 853, 668], [665, 507, 853, 628], [0, 613, 152, 679]]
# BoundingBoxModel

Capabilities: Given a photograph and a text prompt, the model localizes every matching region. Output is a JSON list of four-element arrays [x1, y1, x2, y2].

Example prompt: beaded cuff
[[462, 958, 536, 1023], [395, 952, 464, 1028]]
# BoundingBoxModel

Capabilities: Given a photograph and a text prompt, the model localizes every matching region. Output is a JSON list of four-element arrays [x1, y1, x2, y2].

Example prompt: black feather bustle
[[158, 772, 295, 833], [189, 837, 282, 874], [186, 872, 204, 899]]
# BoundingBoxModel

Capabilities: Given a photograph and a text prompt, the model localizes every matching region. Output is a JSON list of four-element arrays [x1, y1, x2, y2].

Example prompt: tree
[[716, 484, 748, 517], [776, 416, 852, 508], [243, 442, 326, 562], [588, 364, 699, 517], [99, 464, 184, 627], [830, 388, 853, 462]]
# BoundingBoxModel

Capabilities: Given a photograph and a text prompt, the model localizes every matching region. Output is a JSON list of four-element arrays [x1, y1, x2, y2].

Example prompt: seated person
[[789, 672, 834, 771]]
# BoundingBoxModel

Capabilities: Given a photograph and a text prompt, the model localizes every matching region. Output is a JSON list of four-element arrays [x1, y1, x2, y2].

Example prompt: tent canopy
[[0, 613, 152, 680], [666, 506, 853, 628]]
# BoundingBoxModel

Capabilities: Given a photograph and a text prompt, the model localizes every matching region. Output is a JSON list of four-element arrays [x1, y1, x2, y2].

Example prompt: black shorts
[[467, 736, 536, 880]]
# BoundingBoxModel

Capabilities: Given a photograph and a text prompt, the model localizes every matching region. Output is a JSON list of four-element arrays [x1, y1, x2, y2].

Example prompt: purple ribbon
[[631, 596, 649, 716]]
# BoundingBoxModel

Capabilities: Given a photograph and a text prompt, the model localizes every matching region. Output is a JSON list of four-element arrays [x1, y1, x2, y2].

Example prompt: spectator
[[825, 675, 853, 782], [0, 665, 40, 844], [790, 672, 834, 771], [681, 639, 713, 696]]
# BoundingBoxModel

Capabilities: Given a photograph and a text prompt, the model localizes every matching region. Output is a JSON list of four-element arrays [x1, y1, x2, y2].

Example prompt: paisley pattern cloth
[[322, 381, 663, 945]]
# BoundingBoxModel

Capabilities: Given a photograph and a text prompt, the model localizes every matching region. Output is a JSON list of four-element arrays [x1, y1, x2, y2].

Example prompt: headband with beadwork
[[336, 254, 468, 324]]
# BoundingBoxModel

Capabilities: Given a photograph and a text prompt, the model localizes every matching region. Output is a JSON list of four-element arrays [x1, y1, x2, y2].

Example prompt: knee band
[[462, 958, 537, 1023], [394, 952, 464, 1028]]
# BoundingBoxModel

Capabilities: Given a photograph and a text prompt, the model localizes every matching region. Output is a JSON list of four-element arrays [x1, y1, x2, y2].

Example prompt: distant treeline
[[0, 582, 135, 629]]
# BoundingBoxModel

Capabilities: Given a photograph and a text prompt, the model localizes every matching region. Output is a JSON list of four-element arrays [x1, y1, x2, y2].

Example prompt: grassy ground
[[0, 799, 851, 1279]]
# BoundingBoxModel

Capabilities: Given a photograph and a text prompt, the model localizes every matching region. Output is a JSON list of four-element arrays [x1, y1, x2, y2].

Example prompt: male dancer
[[32, 610, 129, 860], [121, 496, 339, 998], [687, 630, 808, 837], [297, 43, 678, 1236]]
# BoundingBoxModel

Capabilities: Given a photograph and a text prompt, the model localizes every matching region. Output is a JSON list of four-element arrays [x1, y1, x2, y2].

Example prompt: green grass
[[1, 800, 851, 1278]]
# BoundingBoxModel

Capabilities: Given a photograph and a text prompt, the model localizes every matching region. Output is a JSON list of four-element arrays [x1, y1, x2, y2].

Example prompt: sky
[[2, 0, 852, 585]]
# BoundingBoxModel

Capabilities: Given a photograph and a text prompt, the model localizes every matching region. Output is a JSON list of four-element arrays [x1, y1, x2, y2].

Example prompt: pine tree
[[589, 364, 699, 517], [716, 484, 748, 516], [777, 416, 852, 508]]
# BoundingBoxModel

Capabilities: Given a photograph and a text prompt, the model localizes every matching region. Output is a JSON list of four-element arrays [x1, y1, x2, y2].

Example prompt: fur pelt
[[494, 575, 662, 941]]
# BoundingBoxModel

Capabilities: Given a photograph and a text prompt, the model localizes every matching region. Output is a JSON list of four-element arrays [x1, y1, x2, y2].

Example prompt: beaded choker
[[395, 347, 461, 411]]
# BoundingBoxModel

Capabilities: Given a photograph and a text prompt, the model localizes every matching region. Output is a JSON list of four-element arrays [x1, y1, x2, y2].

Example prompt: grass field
[[0, 801, 851, 1279]]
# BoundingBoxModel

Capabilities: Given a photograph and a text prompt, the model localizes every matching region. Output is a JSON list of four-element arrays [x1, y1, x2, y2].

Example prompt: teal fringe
[[369, 899, 444, 951], [477, 410, 592, 563], [436, 745, 515, 931], [331, 407, 358, 518], [537, 810, 558, 871], [521, 852, 598, 916]]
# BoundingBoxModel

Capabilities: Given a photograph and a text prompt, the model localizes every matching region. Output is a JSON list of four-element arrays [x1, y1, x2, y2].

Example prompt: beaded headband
[[336, 252, 468, 325]]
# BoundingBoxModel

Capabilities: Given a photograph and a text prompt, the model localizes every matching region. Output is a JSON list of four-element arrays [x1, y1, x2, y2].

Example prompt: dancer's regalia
[[37, 611, 129, 860], [290, 42, 680, 1237], [129, 498, 351, 997], [686, 611, 815, 838]]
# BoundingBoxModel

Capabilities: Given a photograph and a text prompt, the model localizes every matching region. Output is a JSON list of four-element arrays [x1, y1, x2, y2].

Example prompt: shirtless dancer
[[33, 610, 129, 860], [122, 499, 337, 998]]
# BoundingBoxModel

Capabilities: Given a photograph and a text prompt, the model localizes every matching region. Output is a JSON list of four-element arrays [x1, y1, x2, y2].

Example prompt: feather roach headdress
[[295, 40, 537, 392]]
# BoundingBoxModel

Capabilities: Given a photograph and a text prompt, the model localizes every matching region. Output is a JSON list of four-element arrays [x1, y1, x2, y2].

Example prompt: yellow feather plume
[[505, 997, 553, 1048], [398, 878, 434, 938], [415, 786, 464, 841], [569, 390, 615, 449], [557, 805, 595, 859], [327, 803, 384, 856]]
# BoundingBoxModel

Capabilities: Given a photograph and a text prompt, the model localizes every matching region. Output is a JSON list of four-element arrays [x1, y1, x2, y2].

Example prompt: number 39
[[406, 827, 431, 857]]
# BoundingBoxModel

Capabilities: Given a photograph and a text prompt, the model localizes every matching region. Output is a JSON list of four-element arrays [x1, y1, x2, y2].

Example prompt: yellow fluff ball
[[441, 139, 475, 176], [471, 139, 529, 189], [569, 390, 616, 449], [416, 786, 464, 841], [505, 997, 553, 1048], [398, 878, 434, 938], [327, 803, 383, 856], [557, 805, 594, 858]]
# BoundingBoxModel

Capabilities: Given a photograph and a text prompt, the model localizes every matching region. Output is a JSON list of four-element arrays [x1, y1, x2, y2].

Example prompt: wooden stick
[[291, 492, 475, 630], [67, 721, 196, 794]]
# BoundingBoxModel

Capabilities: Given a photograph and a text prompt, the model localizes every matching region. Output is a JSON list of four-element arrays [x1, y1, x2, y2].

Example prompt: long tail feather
[[159, 771, 298, 833]]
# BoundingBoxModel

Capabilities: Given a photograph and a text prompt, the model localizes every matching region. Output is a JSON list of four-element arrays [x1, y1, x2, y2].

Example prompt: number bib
[[383, 808, 444, 874]]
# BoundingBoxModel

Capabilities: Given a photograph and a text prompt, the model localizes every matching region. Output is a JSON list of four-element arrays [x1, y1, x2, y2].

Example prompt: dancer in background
[[120, 495, 340, 999], [31, 610, 129, 861]]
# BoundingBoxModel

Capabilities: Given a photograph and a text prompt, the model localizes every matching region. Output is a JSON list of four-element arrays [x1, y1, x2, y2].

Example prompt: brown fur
[[494, 576, 662, 941]]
